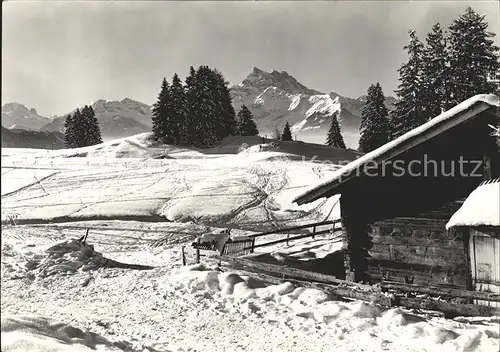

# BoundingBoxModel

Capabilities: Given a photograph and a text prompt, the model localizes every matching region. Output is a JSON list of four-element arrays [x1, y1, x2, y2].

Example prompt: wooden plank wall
[[367, 217, 470, 289], [469, 228, 500, 307]]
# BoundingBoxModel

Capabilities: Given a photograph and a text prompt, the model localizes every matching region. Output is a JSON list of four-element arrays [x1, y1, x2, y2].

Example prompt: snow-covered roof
[[446, 179, 500, 229], [294, 94, 500, 205]]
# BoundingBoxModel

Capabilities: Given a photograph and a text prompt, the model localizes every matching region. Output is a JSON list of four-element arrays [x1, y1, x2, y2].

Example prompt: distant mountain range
[[39, 98, 153, 140], [1, 67, 396, 149], [1, 98, 153, 144]]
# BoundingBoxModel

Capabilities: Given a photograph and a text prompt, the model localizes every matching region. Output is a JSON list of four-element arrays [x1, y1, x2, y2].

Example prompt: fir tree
[[447, 7, 500, 107], [236, 105, 259, 136], [81, 105, 102, 146], [184, 66, 197, 145], [71, 108, 85, 148], [64, 114, 76, 148], [391, 30, 427, 139], [213, 69, 237, 138], [168, 73, 188, 144], [325, 111, 346, 149], [358, 83, 391, 152], [281, 121, 293, 141], [184, 66, 237, 147], [188, 66, 219, 147], [78, 106, 91, 146], [422, 23, 450, 117], [151, 78, 173, 143], [89, 106, 102, 145], [185, 66, 196, 87]]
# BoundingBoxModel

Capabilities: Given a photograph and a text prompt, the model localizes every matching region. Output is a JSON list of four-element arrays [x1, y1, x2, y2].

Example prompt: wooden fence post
[[181, 246, 186, 266], [251, 237, 256, 253], [196, 248, 200, 264], [286, 231, 290, 246], [83, 228, 89, 243]]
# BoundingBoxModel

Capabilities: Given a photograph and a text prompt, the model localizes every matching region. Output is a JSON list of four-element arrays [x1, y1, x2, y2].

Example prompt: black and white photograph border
[[1, 1, 500, 352]]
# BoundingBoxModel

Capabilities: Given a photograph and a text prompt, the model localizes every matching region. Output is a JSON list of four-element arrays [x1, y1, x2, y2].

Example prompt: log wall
[[367, 217, 470, 289]]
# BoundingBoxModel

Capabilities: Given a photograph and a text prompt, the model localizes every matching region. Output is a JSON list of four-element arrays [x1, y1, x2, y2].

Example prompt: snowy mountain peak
[[306, 94, 341, 118], [239, 67, 321, 95], [290, 94, 342, 134], [1, 102, 51, 130], [87, 98, 151, 121], [91, 98, 149, 109], [252, 67, 267, 75], [2, 102, 31, 115], [230, 68, 398, 148]]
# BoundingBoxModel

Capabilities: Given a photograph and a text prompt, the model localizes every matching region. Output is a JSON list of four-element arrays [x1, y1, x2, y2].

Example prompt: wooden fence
[[183, 219, 342, 264], [247, 219, 341, 251], [181, 218, 500, 317]]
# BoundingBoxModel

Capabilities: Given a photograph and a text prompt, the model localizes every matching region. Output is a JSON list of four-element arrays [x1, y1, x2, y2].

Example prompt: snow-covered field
[[2, 135, 500, 351], [1, 134, 341, 228], [2, 224, 499, 352]]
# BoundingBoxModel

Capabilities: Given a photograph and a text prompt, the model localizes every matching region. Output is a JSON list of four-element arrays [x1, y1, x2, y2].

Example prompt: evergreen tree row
[[64, 105, 103, 148], [358, 6, 499, 152], [152, 66, 259, 148], [391, 6, 500, 139]]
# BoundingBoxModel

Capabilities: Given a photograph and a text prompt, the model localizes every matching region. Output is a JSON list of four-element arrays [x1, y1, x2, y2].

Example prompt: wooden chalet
[[294, 94, 500, 292]]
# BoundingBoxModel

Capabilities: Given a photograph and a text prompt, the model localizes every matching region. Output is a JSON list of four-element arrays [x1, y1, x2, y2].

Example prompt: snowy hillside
[[231, 68, 396, 148], [1, 133, 359, 228], [1, 102, 51, 130], [40, 98, 152, 140]]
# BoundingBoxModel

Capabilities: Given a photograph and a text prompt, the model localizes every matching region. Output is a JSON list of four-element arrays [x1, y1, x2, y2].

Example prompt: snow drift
[[1, 316, 129, 351]]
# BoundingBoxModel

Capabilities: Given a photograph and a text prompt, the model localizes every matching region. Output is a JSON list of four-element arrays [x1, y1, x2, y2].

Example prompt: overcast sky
[[2, 1, 499, 117]]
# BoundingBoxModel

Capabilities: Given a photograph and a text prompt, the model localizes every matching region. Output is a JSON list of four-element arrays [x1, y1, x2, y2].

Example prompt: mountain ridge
[[2, 68, 397, 148], [39, 98, 152, 141]]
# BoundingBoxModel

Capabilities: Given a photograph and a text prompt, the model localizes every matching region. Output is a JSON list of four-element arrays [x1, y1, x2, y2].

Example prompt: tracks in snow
[[1, 171, 61, 199]]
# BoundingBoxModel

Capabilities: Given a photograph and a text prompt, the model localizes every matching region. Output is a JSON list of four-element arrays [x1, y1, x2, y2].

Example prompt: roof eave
[[294, 181, 343, 205], [294, 100, 496, 205]]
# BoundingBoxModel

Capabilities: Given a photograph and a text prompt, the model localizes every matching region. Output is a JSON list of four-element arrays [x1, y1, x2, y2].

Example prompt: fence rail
[[183, 220, 343, 266], [247, 219, 342, 252], [247, 219, 341, 238]]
